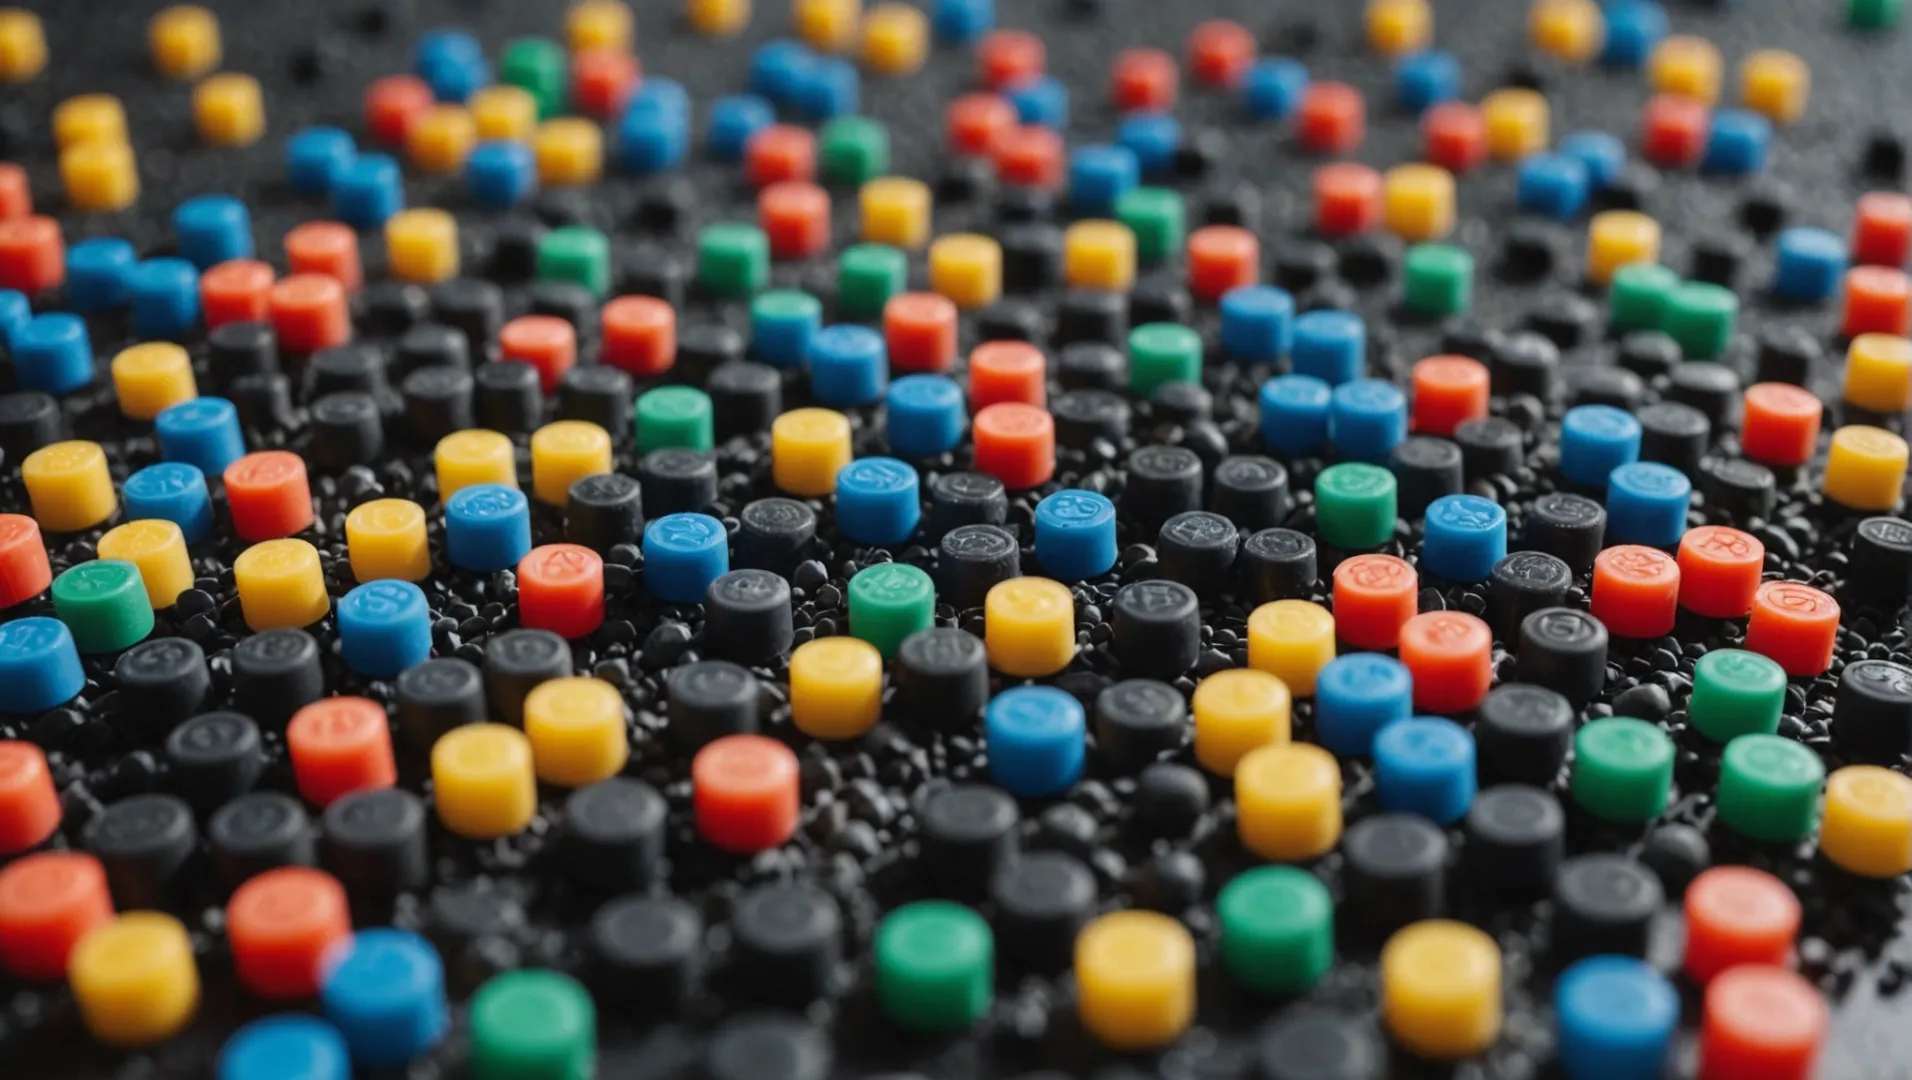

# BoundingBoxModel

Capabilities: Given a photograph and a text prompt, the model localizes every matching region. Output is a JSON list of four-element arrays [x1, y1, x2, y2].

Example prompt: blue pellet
[[1068, 144, 1139, 217], [0, 288, 28, 348], [11, 313, 93, 395], [1605, 461, 1692, 547], [174, 195, 254, 270], [1771, 226, 1847, 304], [338, 580, 432, 678], [643, 512, 731, 603], [1258, 374, 1332, 455], [466, 141, 538, 209], [123, 462, 216, 543], [285, 126, 358, 197], [617, 101, 689, 175], [797, 58, 860, 121], [1702, 109, 1772, 176], [1291, 309, 1365, 385], [65, 237, 137, 313], [333, 153, 405, 229], [322, 929, 448, 1068], [127, 258, 202, 340], [1314, 653, 1413, 757], [707, 94, 776, 161], [986, 685, 1086, 798], [0, 617, 85, 713], [219, 1015, 350, 1080], [156, 396, 246, 477], [1558, 130, 1626, 188], [750, 40, 817, 105], [1008, 76, 1069, 130], [1220, 285, 1296, 362], [1421, 494, 1508, 582], [807, 324, 888, 407], [1116, 113, 1182, 176], [752, 293, 822, 369], [1329, 378, 1408, 463], [1034, 489, 1117, 580], [631, 78, 691, 125], [932, 0, 994, 43], [1395, 50, 1460, 113], [415, 29, 490, 103], [1560, 405, 1642, 489], [835, 457, 922, 545], [445, 484, 532, 573], [1243, 58, 1309, 120], [1601, 1, 1668, 69], [1373, 716, 1477, 824], [1554, 957, 1680, 1080], [886, 375, 967, 457], [1516, 154, 1591, 219]]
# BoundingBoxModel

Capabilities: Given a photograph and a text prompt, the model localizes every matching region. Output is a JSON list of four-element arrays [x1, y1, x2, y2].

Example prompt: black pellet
[[1834, 659, 1912, 761], [1491, 331, 1560, 400], [1637, 400, 1710, 476], [990, 851, 1095, 974], [322, 787, 430, 901], [561, 778, 667, 893], [1155, 512, 1238, 599], [1053, 289, 1128, 347], [395, 658, 487, 752], [1702, 458, 1776, 522], [401, 364, 476, 444], [485, 629, 574, 727], [558, 364, 633, 438], [1132, 762, 1208, 841], [1667, 361, 1741, 428], [1489, 550, 1573, 642], [1455, 417, 1524, 481], [735, 498, 818, 575], [729, 882, 841, 1006], [703, 569, 795, 666], [231, 627, 325, 728], [665, 661, 760, 752], [707, 360, 783, 440], [164, 711, 264, 817], [474, 360, 544, 434], [1524, 492, 1606, 573], [1056, 341, 1125, 390], [938, 524, 1021, 610], [918, 783, 1018, 899], [638, 448, 718, 517], [208, 791, 316, 891], [1124, 445, 1203, 533], [894, 627, 990, 732], [1109, 579, 1201, 679], [1464, 784, 1565, 899], [618, 245, 690, 308], [1001, 224, 1064, 294], [1210, 455, 1291, 533], [362, 281, 432, 338], [307, 343, 386, 398], [926, 471, 1008, 539], [307, 391, 384, 470], [1052, 388, 1132, 449], [87, 793, 197, 910], [1851, 516, 1912, 602], [1517, 607, 1609, 710], [207, 321, 281, 385], [1475, 682, 1575, 787], [113, 636, 211, 733], [432, 279, 504, 355], [591, 895, 703, 1009], [1389, 436, 1464, 521], [1341, 813, 1447, 934], [1095, 678, 1188, 772], [1550, 854, 1661, 963], [1239, 527, 1318, 604]]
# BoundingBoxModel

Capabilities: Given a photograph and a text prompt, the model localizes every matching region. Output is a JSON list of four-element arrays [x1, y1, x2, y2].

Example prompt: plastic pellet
[[322, 929, 448, 1067], [1698, 966, 1825, 1080], [1819, 766, 1912, 878], [1745, 580, 1840, 676], [24, 441, 116, 533], [1555, 957, 1680, 1080], [1572, 716, 1674, 824], [0, 7, 45, 81], [984, 577, 1074, 677], [1191, 668, 1291, 776], [234, 539, 329, 631], [1075, 911, 1194, 1052], [1381, 920, 1500, 1060], [70, 912, 199, 1047], [693, 735, 799, 852]]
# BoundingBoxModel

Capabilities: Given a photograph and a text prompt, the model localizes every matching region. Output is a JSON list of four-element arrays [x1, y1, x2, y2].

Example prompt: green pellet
[[469, 969, 595, 1080], [698, 223, 771, 299], [1403, 243, 1474, 317], [848, 563, 935, 658], [1217, 866, 1334, 995], [1717, 733, 1826, 842], [837, 243, 908, 318], [1608, 263, 1682, 333], [537, 226, 611, 298], [1571, 717, 1675, 824], [819, 116, 891, 186], [51, 560, 153, 654], [635, 386, 715, 454], [1688, 649, 1787, 743], [1128, 322, 1202, 399], [1115, 186, 1186, 265], [1314, 462, 1398, 551], [874, 901, 993, 1034]]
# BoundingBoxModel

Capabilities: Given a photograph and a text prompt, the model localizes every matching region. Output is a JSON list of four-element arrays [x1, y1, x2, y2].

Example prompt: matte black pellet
[[1173, 126, 1225, 180], [1738, 181, 1789, 239], [308, 391, 385, 470], [490, 216, 546, 280], [937, 155, 995, 202], [918, 783, 1018, 898], [231, 627, 325, 728], [977, 299, 1044, 342], [632, 177, 696, 234], [307, 343, 386, 398], [894, 627, 990, 732], [1755, 324, 1819, 386], [1057, 341, 1125, 390], [1524, 492, 1606, 573], [618, 244, 690, 308], [1132, 762, 1208, 841], [1338, 232, 1401, 287], [1053, 289, 1128, 347], [363, 281, 433, 338], [1255, 1009, 1385, 1080], [473, 360, 543, 437], [558, 364, 634, 437], [1687, 232, 1748, 290], [1441, 319, 1504, 364], [566, 472, 644, 552], [230, 373, 296, 433], [1095, 678, 1188, 772], [1454, 417, 1524, 481], [1834, 659, 1912, 761], [1593, 163, 1656, 212], [532, 188, 590, 228], [206, 320, 281, 386], [1052, 388, 1132, 449], [1476, 683, 1574, 786], [1271, 239, 1336, 292], [1341, 813, 1447, 934], [429, 880, 525, 993], [1198, 179, 1261, 231], [1500, 219, 1566, 280], [561, 777, 667, 893], [938, 523, 1021, 610], [926, 471, 1008, 539], [1211, 455, 1291, 533], [1239, 527, 1318, 604], [1566, 365, 1643, 411], [432, 279, 504, 354], [990, 850, 1096, 974], [707, 360, 783, 440], [1638, 824, 1710, 897], [530, 282, 598, 331], [665, 660, 760, 752], [1130, 277, 1191, 327], [1001, 223, 1064, 294], [703, 569, 795, 665], [401, 364, 475, 444], [0, 390, 61, 464], [486, 629, 574, 727], [1851, 517, 1912, 602], [1389, 436, 1464, 521], [1490, 331, 1560, 400], [1525, 292, 1600, 350], [87, 793, 197, 910], [704, 1015, 831, 1080], [735, 498, 818, 575], [992, 183, 1050, 222], [322, 787, 430, 900], [638, 448, 718, 517], [1667, 362, 1740, 428], [1702, 458, 1776, 522], [1124, 445, 1203, 533], [1155, 512, 1239, 599], [1110, 579, 1201, 679], [1616, 331, 1681, 380], [112, 636, 211, 732], [590, 894, 703, 1008], [208, 791, 316, 891], [1297, 281, 1357, 314], [1464, 784, 1565, 899], [1551, 854, 1661, 963], [1862, 129, 1905, 180], [164, 711, 264, 817], [1489, 551, 1573, 642], [1518, 608, 1609, 710], [395, 657, 488, 751], [1150, 379, 1212, 426], [1637, 400, 1710, 476], [729, 882, 842, 1005]]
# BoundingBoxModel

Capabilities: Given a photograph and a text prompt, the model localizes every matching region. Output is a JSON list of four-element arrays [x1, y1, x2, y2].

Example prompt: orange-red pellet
[[977, 29, 1044, 91], [198, 259, 275, 329], [1683, 866, 1800, 986], [1398, 611, 1493, 714], [0, 741, 60, 855], [1853, 191, 1912, 269], [745, 124, 816, 188], [571, 48, 639, 118], [518, 543, 606, 639], [968, 340, 1046, 409], [1591, 545, 1680, 639], [1313, 162, 1383, 237], [0, 215, 63, 296], [287, 696, 397, 808], [0, 514, 51, 608], [268, 273, 351, 354], [1842, 265, 1912, 338], [1333, 553, 1418, 650], [946, 92, 1017, 157], [284, 221, 362, 291], [1187, 225, 1260, 303], [1745, 580, 1840, 676], [601, 295, 676, 376], [885, 292, 959, 374], [993, 124, 1064, 188], [1698, 966, 1825, 1080], [1296, 81, 1366, 154], [225, 450, 315, 542], [1641, 93, 1710, 169], [226, 867, 351, 1000], [1422, 101, 1487, 173], [759, 180, 831, 259], [1186, 19, 1255, 89], [1739, 382, 1822, 467], [972, 402, 1055, 490], [1411, 355, 1490, 436], [1677, 526, 1766, 619], [365, 74, 435, 146], [500, 315, 577, 392], [1111, 47, 1178, 113], [0, 852, 114, 982], [0, 163, 28, 220], [694, 734, 800, 853]]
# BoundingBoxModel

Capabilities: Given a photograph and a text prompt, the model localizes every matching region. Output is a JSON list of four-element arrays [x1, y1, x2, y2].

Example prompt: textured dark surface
[[0, 1, 1910, 1078]]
